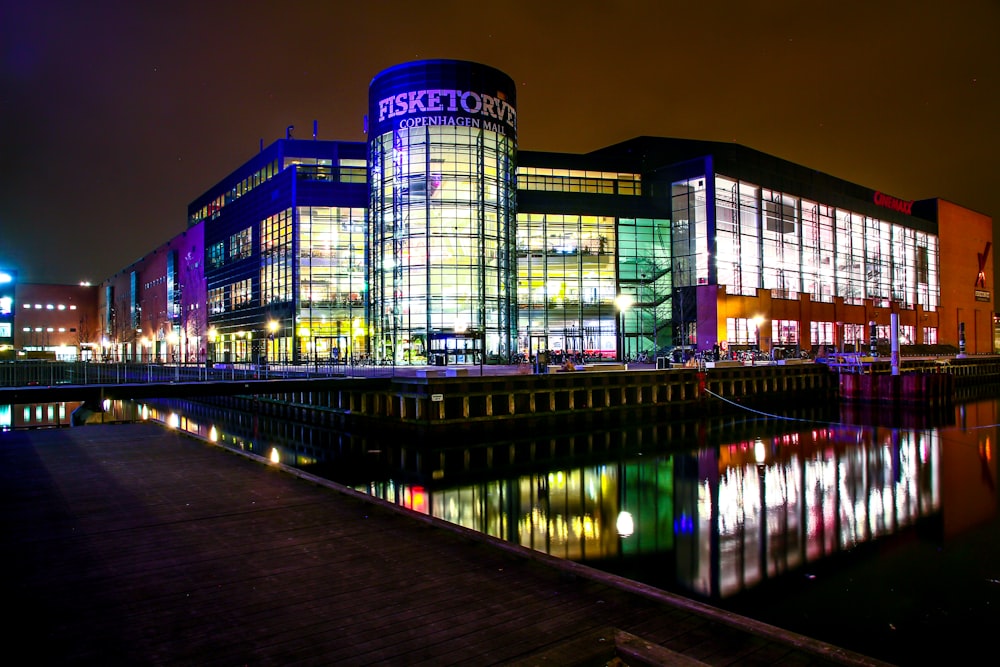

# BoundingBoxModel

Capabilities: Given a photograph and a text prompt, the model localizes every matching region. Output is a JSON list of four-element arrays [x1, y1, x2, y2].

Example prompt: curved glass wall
[[369, 126, 516, 364]]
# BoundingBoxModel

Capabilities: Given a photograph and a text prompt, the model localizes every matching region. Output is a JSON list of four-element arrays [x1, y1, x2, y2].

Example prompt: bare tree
[[76, 314, 95, 360], [111, 293, 138, 361]]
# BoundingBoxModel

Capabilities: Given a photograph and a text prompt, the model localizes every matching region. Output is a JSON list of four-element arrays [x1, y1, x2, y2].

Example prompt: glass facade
[[713, 174, 940, 309], [512, 212, 673, 361], [295, 206, 366, 361], [516, 213, 619, 358], [370, 126, 516, 363], [618, 217, 672, 358]]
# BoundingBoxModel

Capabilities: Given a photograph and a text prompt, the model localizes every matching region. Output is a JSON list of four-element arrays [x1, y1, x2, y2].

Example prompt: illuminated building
[[9, 282, 99, 360], [98, 225, 206, 362], [368, 60, 518, 364], [519, 138, 993, 358], [178, 59, 992, 364], [188, 137, 367, 364]]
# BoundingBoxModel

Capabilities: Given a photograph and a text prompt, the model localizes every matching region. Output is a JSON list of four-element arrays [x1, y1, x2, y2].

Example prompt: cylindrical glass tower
[[368, 60, 517, 365]]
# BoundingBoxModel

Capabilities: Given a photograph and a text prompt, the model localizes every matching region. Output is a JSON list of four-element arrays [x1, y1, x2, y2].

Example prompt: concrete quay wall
[[836, 355, 1000, 407], [223, 365, 838, 436]]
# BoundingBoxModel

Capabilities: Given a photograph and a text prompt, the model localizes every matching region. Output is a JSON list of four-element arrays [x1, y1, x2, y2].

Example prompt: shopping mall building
[[168, 59, 994, 365]]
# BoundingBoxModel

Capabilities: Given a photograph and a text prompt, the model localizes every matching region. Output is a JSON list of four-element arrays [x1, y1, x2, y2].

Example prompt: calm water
[[7, 392, 998, 665]]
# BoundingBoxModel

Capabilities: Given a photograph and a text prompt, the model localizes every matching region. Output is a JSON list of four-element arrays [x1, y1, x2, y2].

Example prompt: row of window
[[517, 167, 641, 195], [294, 159, 367, 184], [190, 159, 280, 225], [712, 175, 939, 308], [724, 317, 938, 346], [21, 303, 78, 310]]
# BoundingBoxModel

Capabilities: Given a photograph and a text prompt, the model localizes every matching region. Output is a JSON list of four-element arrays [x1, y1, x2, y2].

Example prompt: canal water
[[5, 390, 998, 665]]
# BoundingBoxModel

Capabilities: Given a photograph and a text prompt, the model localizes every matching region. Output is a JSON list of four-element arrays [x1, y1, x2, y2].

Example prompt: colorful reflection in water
[[124, 396, 997, 612], [347, 425, 944, 599], [0, 401, 80, 430], [6, 394, 995, 664]]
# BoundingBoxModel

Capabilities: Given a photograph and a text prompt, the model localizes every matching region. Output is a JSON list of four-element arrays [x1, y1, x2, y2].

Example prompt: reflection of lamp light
[[616, 510, 634, 537], [754, 437, 766, 464], [269, 447, 280, 464]]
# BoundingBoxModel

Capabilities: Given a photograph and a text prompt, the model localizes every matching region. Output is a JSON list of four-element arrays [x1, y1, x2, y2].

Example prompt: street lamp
[[267, 319, 279, 362], [207, 327, 217, 364], [615, 293, 634, 361]]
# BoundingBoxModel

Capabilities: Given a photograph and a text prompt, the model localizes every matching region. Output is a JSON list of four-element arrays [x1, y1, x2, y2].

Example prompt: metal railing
[[0, 359, 397, 388]]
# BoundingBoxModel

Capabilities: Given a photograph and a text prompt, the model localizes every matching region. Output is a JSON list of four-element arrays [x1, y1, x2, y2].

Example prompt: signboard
[[368, 60, 517, 140], [975, 289, 991, 302], [431, 393, 444, 402], [873, 191, 914, 215]]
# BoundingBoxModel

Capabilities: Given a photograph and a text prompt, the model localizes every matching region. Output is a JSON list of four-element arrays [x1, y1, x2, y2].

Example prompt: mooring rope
[[705, 388, 1000, 432], [703, 389, 851, 427]]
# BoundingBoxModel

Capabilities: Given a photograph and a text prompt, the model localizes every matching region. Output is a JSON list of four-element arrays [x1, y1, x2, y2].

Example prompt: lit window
[[58, 304, 66, 310], [70, 305, 77, 310], [21, 327, 30, 332], [34, 304, 41, 309], [46, 304, 54, 310], [46, 327, 54, 332], [22, 304, 30, 309], [34, 327, 42, 332], [58, 327, 66, 332]]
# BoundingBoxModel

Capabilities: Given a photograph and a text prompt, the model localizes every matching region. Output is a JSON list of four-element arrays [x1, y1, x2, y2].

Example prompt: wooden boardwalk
[[0, 424, 892, 666]]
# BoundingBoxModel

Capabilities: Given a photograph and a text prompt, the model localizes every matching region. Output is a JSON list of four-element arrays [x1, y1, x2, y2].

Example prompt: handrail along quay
[[8, 357, 1000, 437]]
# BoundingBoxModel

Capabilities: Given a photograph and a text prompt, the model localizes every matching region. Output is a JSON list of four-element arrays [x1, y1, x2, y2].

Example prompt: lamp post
[[207, 327, 217, 366], [167, 330, 180, 380], [752, 315, 765, 363], [615, 293, 634, 361], [267, 319, 279, 362], [676, 288, 685, 350]]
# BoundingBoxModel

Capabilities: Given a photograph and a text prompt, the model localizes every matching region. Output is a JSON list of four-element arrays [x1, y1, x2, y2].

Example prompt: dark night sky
[[2, 0, 998, 285]]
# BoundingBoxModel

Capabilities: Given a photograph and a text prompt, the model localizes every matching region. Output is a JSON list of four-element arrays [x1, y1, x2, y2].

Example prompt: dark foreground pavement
[[0, 423, 892, 666]]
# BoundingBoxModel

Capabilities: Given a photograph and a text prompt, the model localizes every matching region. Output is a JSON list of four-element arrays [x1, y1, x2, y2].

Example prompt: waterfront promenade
[[0, 422, 892, 666]]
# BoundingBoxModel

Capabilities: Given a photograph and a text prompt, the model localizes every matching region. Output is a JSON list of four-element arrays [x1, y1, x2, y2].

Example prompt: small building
[[9, 281, 99, 360]]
